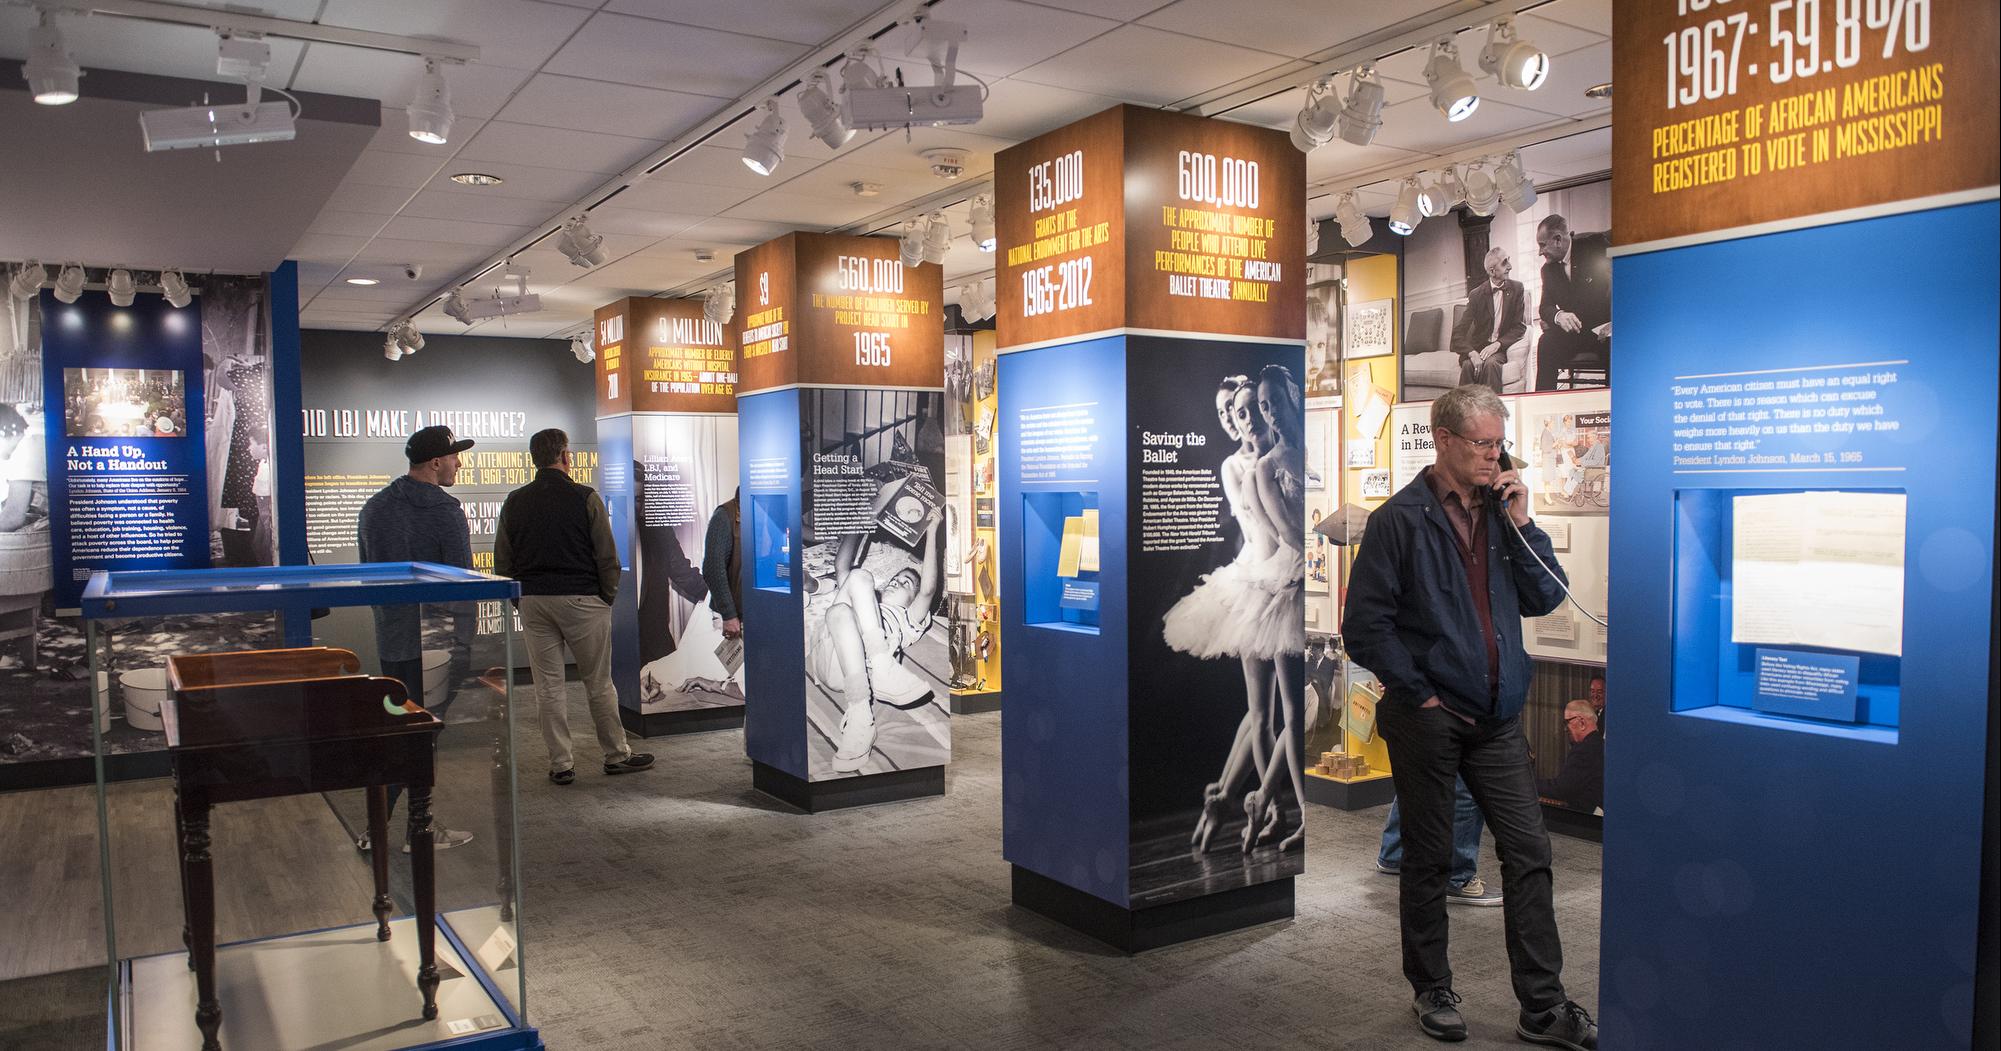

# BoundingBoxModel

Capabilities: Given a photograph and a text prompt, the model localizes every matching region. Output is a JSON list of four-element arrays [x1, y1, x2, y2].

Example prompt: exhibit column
[[994, 105, 1308, 950], [590, 296, 742, 737], [733, 232, 951, 812], [1603, 6, 1997, 1047]]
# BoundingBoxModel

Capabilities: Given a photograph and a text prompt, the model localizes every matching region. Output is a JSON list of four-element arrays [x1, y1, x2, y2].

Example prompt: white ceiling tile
[[1528, 0, 1611, 38], [291, 233, 372, 261], [422, 163, 607, 204], [660, 217, 801, 249], [1505, 12, 1608, 58], [769, 160, 944, 204], [1367, 94, 1570, 155], [454, 121, 662, 175], [377, 215, 536, 247], [1305, 141, 1428, 185], [722, 191, 882, 228], [316, 0, 595, 71], [577, 205, 707, 239], [1518, 127, 1611, 181], [495, 74, 725, 139], [1016, 0, 1178, 19], [875, 0, 1121, 78], [289, 50, 534, 119], [340, 149, 452, 189], [1139, 0, 1422, 60], [613, 178, 763, 216], [401, 189, 571, 228], [1012, 25, 1295, 107], [350, 237, 494, 269], [541, 13, 809, 100], [309, 209, 395, 238], [972, 80, 1125, 142], [601, 0, 891, 47]]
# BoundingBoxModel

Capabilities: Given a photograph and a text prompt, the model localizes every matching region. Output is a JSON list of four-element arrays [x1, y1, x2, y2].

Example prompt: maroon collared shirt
[[1425, 466, 1500, 701]]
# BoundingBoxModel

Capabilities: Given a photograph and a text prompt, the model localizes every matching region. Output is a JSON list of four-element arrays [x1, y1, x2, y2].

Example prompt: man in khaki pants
[[496, 428, 654, 784]]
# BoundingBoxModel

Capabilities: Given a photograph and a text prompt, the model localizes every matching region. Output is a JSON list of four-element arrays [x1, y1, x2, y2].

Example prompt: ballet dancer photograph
[[1127, 339, 1307, 907]]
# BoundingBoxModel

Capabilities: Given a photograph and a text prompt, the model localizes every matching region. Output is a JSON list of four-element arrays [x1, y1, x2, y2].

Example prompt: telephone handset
[[1488, 451, 1528, 506]]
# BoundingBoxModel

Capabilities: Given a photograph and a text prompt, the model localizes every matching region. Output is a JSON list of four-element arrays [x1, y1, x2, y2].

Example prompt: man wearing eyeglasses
[[1343, 383, 1595, 1050], [1538, 701, 1604, 814]]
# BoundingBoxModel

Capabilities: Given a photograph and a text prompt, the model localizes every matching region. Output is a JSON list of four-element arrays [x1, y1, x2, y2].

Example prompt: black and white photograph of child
[[799, 389, 951, 779], [1129, 341, 1306, 907]]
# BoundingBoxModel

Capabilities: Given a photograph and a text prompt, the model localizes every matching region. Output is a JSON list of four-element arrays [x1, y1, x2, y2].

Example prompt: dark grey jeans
[[1378, 699, 1567, 1012]]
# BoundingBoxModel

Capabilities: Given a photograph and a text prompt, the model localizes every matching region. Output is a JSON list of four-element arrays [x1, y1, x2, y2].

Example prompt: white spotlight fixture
[[898, 218, 926, 269], [53, 264, 86, 304], [1495, 151, 1537, 212], [383, 334, 404, 361], [703, 283, 735, 327], [160, 269, 192, 308], [407, 57, 454, 144], [838, 45, 887, 94], [741, 99, 788, 176], [24, 10, 81, 105], [1306, 209, 1320, 257], [570, 333, 595, 364], [1438, 166, 1469, 212], [8, 262, 47, 301], [1425, 39, 1481, 122], [442, 287, 472, 325], [969, 193, 996, 252], [1334, 193, 1372, 248], [1337, 66, 1387, 147], [1290, 76, 1339, 153], [1480, 17, 1549, 91], [105, 269, 137, 307], [796, 70, 853, 150], [557, 215, 609, 268], [1417, 177, 1449, 219], [1388, 178, 1422, 236], [959, 279, 996, 323], [392, 320, 424, 355], [1462, 162, 1499, 216], [922, 212, 952, 265]]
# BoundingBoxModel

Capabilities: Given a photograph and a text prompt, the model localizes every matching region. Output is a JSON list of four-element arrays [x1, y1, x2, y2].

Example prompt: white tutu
[[1231, 543, 1306, 660], [1162, 558, 1254, 658]]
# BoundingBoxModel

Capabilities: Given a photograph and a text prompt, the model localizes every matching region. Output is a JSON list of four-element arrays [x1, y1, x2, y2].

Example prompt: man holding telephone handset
[[1343, 384, 1596, 1050]]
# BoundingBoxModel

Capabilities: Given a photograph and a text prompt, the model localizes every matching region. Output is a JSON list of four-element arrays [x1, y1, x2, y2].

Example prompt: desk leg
[[407, 787, 440, 1020], [180, 798, 221, 1051], [368, 785, 392, 941], [173, 786, 194, 970]]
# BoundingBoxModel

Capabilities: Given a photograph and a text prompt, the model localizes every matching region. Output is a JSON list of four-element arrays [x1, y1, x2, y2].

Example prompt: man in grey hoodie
[[355, 424, 477, 851]]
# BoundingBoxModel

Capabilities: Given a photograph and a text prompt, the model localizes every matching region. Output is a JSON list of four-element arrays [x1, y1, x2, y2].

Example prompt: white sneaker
[[866, 655, 933, 708], [404, 825, 475, 853], [831, 703, 876, 772]]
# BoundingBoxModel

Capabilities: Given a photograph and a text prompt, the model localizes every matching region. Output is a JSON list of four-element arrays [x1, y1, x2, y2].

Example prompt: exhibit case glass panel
[[80, 561, 534, 1051]]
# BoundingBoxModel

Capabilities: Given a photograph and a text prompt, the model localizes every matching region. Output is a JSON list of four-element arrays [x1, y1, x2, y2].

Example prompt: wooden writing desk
[[164, 647, 445, 1051]]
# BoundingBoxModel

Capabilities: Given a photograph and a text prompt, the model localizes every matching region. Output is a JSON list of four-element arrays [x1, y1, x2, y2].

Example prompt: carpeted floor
[[0, 692, 1602, 1050]]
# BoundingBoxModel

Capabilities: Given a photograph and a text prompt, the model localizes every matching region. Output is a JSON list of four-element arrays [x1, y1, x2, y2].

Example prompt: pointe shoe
[[1240, 791, 1264, 853], [1192, 783, 1229, 852]]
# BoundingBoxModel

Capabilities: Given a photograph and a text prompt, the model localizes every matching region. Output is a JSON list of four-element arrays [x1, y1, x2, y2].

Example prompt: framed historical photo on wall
[[1342, 298, 1393, 359]]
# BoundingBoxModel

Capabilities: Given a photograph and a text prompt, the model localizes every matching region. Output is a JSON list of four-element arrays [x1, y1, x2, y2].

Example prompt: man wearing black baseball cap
[[355, 424, 478, 852]]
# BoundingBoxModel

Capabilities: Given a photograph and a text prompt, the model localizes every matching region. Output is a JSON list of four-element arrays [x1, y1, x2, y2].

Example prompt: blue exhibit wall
[[998, 335, 1131, 906], [268, 261, 307, 570], [597, 414, 638, 704], [739, 386, 806, 777], [39, 289, 208, 608], [1603, 200, 1998, 1050]]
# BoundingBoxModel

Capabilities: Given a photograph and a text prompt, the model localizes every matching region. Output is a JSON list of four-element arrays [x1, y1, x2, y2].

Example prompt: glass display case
[[80, 562, 537, 1051]]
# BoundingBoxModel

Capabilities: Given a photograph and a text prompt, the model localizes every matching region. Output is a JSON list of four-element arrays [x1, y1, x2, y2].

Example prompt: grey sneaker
[[1413, 987, 1468, 1042], [1376, 858, 1400, 875], [1517, 1000, 1596, 1050], [1447, 875, 1504, 906]]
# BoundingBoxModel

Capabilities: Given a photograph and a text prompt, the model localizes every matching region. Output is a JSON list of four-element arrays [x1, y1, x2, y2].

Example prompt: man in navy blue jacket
[[1343, 384, 1595, 1050]]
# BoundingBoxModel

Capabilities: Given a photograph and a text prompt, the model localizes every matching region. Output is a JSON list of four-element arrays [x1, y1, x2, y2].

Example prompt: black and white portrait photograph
[[1400, 177, 1611, 400], [798, 388, 951, 780]]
